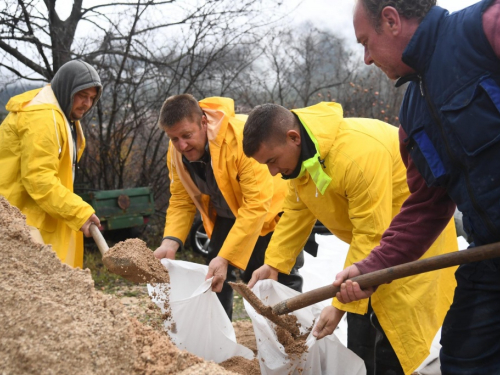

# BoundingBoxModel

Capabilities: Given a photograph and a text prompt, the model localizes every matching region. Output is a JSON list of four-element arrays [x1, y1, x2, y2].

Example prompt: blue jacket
[[397, 0, 500, 246]]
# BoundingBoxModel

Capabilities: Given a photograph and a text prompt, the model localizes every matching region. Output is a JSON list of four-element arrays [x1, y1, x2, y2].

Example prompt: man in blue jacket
[[316, 1, 500, 373]]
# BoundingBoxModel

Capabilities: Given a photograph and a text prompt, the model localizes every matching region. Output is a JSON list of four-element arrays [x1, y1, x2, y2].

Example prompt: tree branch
[[0, 39, 50, 78], [0, 62, 47, 81]]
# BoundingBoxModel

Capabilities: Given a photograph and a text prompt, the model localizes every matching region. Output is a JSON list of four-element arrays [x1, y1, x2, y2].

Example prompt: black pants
[[440, 256, 500, 374], [207, 216, 304, 320], [347, 301, 404, 375]]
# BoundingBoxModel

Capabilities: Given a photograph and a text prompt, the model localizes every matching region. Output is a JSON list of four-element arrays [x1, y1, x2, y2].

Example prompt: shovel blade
[[102, 254, 169, 284]]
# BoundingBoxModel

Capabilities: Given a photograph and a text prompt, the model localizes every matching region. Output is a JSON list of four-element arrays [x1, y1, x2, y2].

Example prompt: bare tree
[[332, 66, 405, 126], [0, 0, 405, 239], [0, 1, 281, 80], [234, 24, 356, 109], [0, 0, 284, 220]]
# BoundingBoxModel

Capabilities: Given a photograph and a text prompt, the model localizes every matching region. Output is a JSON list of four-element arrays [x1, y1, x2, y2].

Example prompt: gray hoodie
[[51, 60, 102, 122]]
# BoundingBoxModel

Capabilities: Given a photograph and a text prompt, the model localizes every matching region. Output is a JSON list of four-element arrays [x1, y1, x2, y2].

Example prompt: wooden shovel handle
[[89, 223, 109, 256], [273, 241, 500, 315]]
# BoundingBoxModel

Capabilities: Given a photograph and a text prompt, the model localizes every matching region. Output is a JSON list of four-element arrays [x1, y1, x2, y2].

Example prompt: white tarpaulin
[[147, 259, 254, 363], [246, 279, 366, 375]]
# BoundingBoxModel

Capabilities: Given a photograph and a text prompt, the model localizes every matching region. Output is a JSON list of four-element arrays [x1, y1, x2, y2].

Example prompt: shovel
[[89, 223, 169, 283], [231, 241, 500, 319], [89, 223, 110, 256]]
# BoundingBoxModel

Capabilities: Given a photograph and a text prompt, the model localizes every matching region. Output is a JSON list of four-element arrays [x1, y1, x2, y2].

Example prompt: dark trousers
[[347, 301, 404, 375], [207, 216, 304, 320], [440, 254, 500, 375]]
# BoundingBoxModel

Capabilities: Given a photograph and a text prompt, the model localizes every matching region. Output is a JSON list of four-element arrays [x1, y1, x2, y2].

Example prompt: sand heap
[[0, 197, 235, 375]]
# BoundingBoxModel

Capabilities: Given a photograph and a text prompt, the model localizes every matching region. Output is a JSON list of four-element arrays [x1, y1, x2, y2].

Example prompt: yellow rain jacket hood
[[0, 85, 96, 268], [163, 97, 287, 270], [265, 102, 458, 374]]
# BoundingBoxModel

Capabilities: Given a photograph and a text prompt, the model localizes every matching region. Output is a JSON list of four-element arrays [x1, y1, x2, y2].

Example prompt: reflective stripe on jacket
[[163, 97, 287, 269], [0, 87, 94, 268], [265, 102, 458, 374]]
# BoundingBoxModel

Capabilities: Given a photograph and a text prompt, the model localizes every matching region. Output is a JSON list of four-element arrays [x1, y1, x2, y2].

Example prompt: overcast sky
[[288, 0, 479, 43], [54, 1, 480, 43], [55, 1, 480, 37], [21, 0, 482, 83]]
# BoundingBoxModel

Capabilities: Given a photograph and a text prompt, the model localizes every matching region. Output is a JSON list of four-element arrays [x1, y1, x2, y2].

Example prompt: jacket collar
[[401, 6, 448, 74], [281, 116, 316, 180], [199, 97, 235, 147], [289, 102, 343, 194]]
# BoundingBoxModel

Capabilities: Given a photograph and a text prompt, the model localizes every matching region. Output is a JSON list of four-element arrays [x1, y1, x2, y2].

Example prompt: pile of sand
[[0, 197, 234, 375], [220, 356, 261, 375]]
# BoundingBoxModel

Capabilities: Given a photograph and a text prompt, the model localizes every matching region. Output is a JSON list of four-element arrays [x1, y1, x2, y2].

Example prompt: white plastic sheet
[[147, 259, 253, 363], [246, 279, 366, 375]]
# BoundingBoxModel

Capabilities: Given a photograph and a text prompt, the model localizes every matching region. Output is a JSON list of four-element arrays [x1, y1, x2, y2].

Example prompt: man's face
[[70, 87, 98, 121], [251, 132, 301, 177], [353, 2, 412, 80], [166, 115, 208, 161]]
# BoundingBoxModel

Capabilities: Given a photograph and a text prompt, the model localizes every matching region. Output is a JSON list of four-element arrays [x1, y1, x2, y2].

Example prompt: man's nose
[[364, 48, 373, 65], [268, 165, 279, 176], [178, 139, 188, 151]]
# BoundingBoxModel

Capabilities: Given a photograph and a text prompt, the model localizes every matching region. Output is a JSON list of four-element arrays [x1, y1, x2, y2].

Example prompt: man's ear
[[287, 129, 301, 146], [381, 6, 402, 35], [200, 114, 208, 130]]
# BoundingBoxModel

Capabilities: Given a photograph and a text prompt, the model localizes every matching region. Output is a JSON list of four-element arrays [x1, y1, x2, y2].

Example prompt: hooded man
[[0, 59, 103, 268], [154, 94, 303, 320], [243, 102, 458, 374]]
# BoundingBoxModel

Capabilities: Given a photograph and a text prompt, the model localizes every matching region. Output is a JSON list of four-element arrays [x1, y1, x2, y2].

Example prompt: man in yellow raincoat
[[243, 102, 458, 375], [154, 94, 302, 320], [0, 60, 103, 268]]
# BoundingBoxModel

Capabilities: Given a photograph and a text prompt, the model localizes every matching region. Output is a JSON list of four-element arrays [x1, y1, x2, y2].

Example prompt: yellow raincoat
[[265, 102, 457, 374], [0, 87, 95, 268], [163, 97, 287, 269]]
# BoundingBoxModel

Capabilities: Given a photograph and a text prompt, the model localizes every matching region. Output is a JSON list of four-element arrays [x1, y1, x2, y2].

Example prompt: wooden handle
[[273, 241, 500, 315], [90, 224, 109, 256]]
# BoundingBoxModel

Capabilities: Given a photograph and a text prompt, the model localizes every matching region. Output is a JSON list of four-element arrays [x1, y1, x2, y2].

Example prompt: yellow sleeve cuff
[[332, 297, 369, 315]]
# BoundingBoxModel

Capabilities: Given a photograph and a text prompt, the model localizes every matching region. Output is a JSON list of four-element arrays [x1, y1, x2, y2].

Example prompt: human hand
[[312, 306, 345, 340], [247, 264, 279, 289], [333, 265, 375, 304], [206, 256, 229, 292], [80, 214, 100, 237], [153, 239, 180, 260]]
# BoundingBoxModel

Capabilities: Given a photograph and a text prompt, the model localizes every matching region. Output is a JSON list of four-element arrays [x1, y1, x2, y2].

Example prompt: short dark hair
[[243, 103, 297, 157], [158, 94, 204, 129], [360, 0, 436, 30]]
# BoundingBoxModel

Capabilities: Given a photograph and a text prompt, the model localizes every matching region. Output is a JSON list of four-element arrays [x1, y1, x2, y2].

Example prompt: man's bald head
[[243, 103, 299, 157]]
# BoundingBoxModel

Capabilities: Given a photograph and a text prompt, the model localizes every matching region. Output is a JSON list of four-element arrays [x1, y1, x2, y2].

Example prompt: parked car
[[189, 216, 210, 256], [188, 217, 329, 257], [188, 209, 468, 257]]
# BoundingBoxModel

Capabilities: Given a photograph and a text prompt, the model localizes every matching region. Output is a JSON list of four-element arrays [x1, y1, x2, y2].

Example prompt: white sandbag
[[301, 234, 351, 346], [246, 279, 366, 375], [147, 259, 254, 363]]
